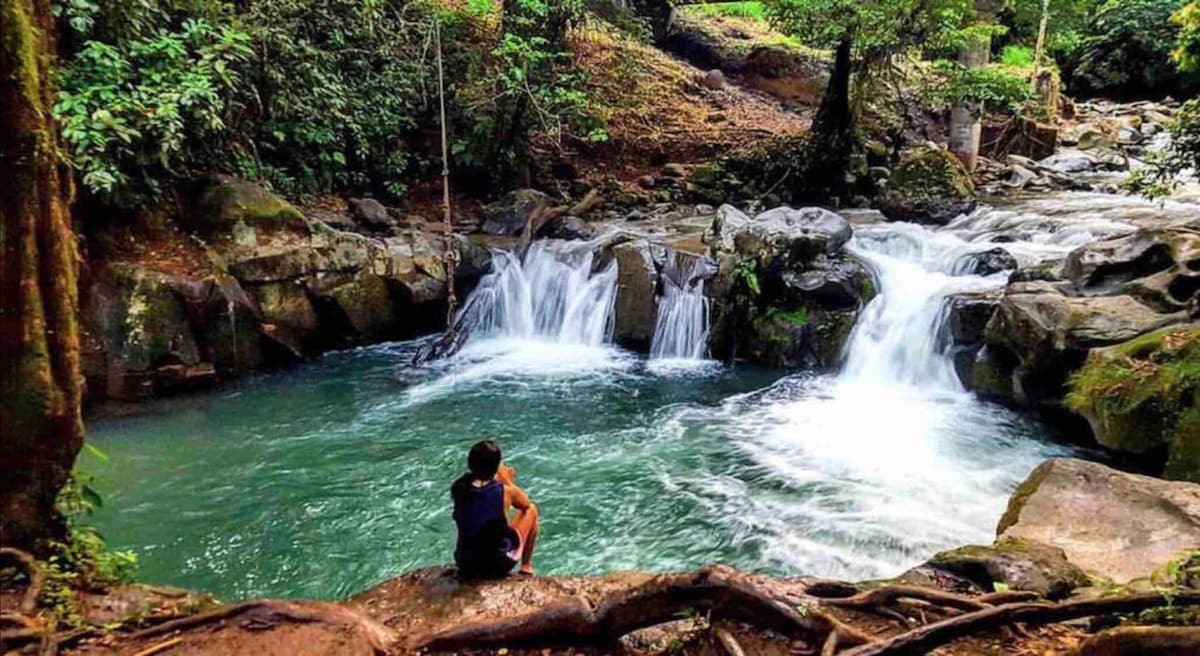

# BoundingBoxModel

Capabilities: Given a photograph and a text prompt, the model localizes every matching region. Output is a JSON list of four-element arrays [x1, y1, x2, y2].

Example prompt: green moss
[[1066, 325, 1200, 475], [888, 146, 975, 199], [766, 306, 808, 326]]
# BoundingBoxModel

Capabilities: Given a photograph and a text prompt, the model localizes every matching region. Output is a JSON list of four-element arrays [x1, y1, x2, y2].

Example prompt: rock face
[[981, 293, 1186, 405], [1066, 324, 1200, 482], [997, 459, 1200, 583], [706, 206, 874, 368], [876, 147, 976, 225], [613, 240, 661, 351], [82, 176, 489, 402]]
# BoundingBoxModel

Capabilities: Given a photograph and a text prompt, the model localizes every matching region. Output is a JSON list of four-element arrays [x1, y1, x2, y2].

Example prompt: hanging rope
[[435, 15, 460, 334]]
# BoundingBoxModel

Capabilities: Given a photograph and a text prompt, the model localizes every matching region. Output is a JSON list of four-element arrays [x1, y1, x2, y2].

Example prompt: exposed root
[[821, 585, 988, 613], [839, 590, 1200, 656], [123, 600, 397, 655], [419, 566, 875, 651], [1, 547, 45, 614]]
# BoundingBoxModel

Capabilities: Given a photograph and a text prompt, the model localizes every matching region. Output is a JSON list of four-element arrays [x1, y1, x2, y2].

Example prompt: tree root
[[122, 600, 396, 655], [820, 585, 989, 613], [1076, 625, 1200, 656], [839, 590, 1200, 656], [419, 565, 874, 651], [1, 547, 45, 614]]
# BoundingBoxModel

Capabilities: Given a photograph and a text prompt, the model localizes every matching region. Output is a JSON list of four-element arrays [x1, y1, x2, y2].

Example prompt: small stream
[[87, 192, 1181, 601]]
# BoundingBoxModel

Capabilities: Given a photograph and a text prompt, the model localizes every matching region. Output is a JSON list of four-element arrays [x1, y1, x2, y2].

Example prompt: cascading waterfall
[[453, 239, 618, 346], [649, 253, 711, 360]]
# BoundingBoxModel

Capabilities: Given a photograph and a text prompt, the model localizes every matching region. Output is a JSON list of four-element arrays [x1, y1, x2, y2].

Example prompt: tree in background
[[762, 0, 977, 197], [1174, 1, 1200, 73], [1066, 0, 1197, 99], [1, 0, 86, 551]]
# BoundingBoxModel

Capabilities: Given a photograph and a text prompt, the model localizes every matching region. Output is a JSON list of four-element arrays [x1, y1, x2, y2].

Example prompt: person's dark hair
[[451, 440, 502, 503]]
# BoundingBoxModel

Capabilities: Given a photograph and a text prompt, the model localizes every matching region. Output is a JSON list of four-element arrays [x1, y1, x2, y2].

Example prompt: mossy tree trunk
[[0, 0, 85, 551]]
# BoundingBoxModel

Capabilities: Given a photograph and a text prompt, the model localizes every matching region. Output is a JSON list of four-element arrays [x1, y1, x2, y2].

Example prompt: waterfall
[[650, 253, 711, 360], [840, 199, 1138, 391], [453, 239, 618, 346]]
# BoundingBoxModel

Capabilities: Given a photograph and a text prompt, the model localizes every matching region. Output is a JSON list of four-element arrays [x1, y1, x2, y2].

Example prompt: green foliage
[[1126, 99, 1200, 197], [690, 1, 768, 20], [763, 0, 975, 68], [54, 15, 251, 205], [998, 44, 1034, 66], [39, 447, 139, 627], [997, 0, 1097, 61], [1174, 1, 1200, 73], [452, 0, 603, 188], [1067, 0, 1196, 98], [735, 258, 761, 296], [924, 60, 1035, 114]]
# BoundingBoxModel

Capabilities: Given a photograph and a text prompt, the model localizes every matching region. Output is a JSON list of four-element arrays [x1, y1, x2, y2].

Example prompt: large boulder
[[1063, 228, 1200, 313], [1065, 324, 1200, 482], [997, 459, 1200, 583], [876, 147, 976, 225], [189, 174, 308, 244], [479, 189, 553, 236], [702, 204, 751, 254], [613, 241, 660, 351], [984, 292, 1186, 403], [348, 198, 396, 231]]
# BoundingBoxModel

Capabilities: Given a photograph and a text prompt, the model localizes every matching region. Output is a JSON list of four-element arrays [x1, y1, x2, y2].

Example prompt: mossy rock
[[1066, 324, 1200, 482], [191, 175, 308, 241], [876, 147, 976, 225], [925, 536, 1091, 599]]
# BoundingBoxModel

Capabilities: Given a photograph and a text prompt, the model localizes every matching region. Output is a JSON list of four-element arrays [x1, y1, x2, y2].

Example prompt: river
[[88, 192, 1185, 601]]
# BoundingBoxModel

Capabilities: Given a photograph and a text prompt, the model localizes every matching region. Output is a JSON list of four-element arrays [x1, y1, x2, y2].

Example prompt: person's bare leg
[[511, 504, 539, 574]]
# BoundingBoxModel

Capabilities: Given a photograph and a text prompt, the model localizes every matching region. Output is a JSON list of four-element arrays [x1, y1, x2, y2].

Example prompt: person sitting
[[451, 440, 539, 577]]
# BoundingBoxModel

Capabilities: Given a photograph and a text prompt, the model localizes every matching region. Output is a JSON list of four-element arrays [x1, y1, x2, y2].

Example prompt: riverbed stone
[[702, 204, 751, 254], [953, 247, 1018, 276], [189, 174, 308, 242], [734, 206, 852, 264], [997, 458, 1200, 583], [348, 198, 395, 230]]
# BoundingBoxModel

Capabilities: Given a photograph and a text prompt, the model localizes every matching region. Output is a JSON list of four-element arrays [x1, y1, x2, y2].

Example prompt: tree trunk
[[948, 13, 994, 170], [0, 0, 85, 551], [806, 35, 853, 201]]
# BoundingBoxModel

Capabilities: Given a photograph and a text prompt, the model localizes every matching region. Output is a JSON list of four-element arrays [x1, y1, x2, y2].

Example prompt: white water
[[455, 239, 618, 346], [650, 253, 711, 360]]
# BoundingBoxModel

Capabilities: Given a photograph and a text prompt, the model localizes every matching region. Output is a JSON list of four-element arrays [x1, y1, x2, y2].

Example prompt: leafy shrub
[[923, 61, 1035, 114], [54, 16, 252, 205], [1175, 1, 1200, 73], [689, 1, 769, 20], [999, 44, 1034, 67], [1126, 98, 1200, 197]]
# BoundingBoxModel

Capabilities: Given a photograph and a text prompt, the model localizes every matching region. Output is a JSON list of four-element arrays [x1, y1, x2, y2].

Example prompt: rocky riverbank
[[9, 457, 1194, 656]]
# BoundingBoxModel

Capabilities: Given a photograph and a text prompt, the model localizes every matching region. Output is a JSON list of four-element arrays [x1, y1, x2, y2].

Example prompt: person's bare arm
[[499, 464, 534, 515]]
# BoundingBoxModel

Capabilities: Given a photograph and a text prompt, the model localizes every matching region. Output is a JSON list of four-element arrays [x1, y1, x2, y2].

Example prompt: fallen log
[[840, 590, 1200, 656]]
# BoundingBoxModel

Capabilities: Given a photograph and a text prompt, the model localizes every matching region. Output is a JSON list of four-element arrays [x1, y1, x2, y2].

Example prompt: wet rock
[[997, 458, 1200, 583], [876, 147, 976, 225], [480, 189, 553, 236], [952, 247, 1018, 276], [733, 206, 852, 264], [923, 537, 1089, 599], [1004, 164, 1039, 189], [1039, 150, 1096, 174], [984, 293, 1186, 404], [537, 215, 594, 241], [348, 198, 395, 230], [702, 204, 751, 254], [1064, 228, 1199, 313], [613, 240, 659, 351], [1065, 324, 1200, 482], [1064, 123, 1112, 150]]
